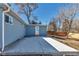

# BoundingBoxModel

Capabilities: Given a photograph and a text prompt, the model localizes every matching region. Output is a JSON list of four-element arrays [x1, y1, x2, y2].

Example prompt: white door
[[35, 26, 39, 36]]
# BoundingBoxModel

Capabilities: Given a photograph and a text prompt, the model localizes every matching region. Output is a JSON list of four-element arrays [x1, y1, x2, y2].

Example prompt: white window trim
[[35, 26, 39, 35], [9, 15, 13, 25]]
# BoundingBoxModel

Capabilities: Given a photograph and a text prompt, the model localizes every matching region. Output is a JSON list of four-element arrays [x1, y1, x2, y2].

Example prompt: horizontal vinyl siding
[[39, 26, 47, 36], [0, 8, 2, 50], [26, 25, 35, 36], [25, 25, 47, 36], [4, 14, 26, 47]]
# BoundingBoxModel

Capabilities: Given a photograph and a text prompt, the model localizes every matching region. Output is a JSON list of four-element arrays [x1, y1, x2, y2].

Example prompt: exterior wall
[[0, 4, 3, 51], [4, 13, 26, 47], [26, 25, 47, 36], [39, 26, 47, 36], [26, 25, 35, 36]]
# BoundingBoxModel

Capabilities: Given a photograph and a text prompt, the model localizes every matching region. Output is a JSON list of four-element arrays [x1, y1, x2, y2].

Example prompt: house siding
[[4, 13, 26, 47], [26, 25, 35, 36], [39, 26, 47, 36], [26, 25, 47, 36], [0, 4, 3, 50]]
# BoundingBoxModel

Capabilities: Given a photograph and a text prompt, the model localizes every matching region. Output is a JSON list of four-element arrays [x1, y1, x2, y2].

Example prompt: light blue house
[[0, 4, 26, 51], [0, 3, 47, 52], [26, 24, 47, 37]]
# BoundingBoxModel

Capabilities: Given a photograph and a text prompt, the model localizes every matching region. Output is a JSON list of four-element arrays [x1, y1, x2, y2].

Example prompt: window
[[4, 14, 13, 24], [5, 15, 9, 23]]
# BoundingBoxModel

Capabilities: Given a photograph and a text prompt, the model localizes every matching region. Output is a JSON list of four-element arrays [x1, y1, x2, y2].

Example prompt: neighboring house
[[26, 24, 47, 36]]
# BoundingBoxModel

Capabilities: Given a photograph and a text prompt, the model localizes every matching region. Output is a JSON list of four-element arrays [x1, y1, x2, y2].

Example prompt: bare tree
[[39, 21, 42, 24], [31, 15, 38, 24], [72, 19, 79, 32], [62, 19, 69, 32], [48, 18, 57, 32], [16, 3, 38, 24], [57, 4, 79, 33], [30, 15, 42, 24]]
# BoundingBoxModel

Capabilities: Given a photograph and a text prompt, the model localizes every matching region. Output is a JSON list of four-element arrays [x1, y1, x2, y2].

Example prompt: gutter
[[3, 3, 10, 12]]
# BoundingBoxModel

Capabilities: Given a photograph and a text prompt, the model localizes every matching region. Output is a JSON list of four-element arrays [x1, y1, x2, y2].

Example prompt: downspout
[[2, 3, 10, 52]]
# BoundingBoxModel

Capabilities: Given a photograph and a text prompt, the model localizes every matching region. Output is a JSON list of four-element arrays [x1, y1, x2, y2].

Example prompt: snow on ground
[[43, 37, 78, 52]]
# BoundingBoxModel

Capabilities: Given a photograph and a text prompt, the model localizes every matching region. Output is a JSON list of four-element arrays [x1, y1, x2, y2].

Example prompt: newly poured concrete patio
[[2, 37, 78, 56]]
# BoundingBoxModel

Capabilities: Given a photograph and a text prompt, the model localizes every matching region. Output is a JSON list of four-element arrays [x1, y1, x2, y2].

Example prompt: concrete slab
[[3, 37, 58, 55], [43, 37, 78, 52]]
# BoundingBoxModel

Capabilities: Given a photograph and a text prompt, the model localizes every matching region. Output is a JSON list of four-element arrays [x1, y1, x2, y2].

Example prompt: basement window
[[5, 14, 13, 24]]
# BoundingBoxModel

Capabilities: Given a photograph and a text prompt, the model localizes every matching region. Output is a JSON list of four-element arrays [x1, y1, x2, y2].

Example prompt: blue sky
[[33, 3, 65, 25], [11, 3, 66, 25]]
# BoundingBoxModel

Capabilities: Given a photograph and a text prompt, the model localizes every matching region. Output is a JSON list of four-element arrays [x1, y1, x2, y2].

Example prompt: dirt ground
[[68, 33, 79, 40]]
